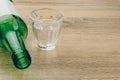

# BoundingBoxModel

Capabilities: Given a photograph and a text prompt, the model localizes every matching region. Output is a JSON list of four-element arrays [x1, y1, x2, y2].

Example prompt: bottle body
[[0, 0, 31, 69]]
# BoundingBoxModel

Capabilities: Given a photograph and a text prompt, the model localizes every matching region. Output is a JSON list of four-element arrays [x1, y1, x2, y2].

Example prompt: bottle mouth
[[12, 49, 31, 69], [16, 56, 31, 69]]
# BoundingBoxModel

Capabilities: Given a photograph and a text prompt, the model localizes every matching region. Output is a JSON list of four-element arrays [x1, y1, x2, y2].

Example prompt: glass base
[[38, 44, 56, 50]]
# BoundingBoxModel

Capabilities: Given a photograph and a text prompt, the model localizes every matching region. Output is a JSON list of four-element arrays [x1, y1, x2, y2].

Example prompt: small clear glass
[[29, 8, 63, 50]]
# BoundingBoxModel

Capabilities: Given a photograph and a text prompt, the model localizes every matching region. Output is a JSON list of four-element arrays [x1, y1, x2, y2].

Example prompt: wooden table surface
[[1, 0, 120, 80]]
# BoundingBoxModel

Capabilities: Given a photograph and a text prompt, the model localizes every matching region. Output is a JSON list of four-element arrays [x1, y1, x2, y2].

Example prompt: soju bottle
[[0, 0, 31, 69]]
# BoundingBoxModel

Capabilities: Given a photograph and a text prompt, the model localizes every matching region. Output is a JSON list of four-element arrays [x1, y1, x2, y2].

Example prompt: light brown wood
[[0, 0, 120, 80]]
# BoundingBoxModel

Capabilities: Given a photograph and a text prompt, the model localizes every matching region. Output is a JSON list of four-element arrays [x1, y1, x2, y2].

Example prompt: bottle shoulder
[[0, 14, 22, 24], [0, 14, 28, 43]]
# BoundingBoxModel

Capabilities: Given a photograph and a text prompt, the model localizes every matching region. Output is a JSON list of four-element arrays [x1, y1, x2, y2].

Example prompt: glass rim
[[29, 8, 64, 22]]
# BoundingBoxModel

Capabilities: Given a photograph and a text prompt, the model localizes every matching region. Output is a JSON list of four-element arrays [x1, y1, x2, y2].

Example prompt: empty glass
[[29, 8, 63, 50]]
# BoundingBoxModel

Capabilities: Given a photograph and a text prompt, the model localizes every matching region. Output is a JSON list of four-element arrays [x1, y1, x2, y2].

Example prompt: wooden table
[[0, 0, 120, 80]]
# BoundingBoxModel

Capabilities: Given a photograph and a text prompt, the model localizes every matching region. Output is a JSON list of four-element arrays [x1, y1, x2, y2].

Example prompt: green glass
[[10, 0, 12, 2], [0, 14, 31, 69]]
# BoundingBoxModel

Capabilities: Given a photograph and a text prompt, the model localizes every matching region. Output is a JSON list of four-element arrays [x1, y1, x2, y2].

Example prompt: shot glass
[[29, 8, 63, 50]]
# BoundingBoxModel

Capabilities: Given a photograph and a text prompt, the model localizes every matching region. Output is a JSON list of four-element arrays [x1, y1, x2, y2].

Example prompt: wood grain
[[0, 0, 120, 80], [14, 0, 120, 5]]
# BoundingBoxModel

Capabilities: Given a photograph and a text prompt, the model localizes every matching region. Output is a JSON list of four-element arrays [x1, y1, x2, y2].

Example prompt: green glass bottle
[[0, 0, 31, 69]]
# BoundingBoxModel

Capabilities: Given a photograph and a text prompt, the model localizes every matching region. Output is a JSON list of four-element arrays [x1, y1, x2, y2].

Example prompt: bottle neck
[[4, 31, 31, 69], [4, 31, 25, 54]]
